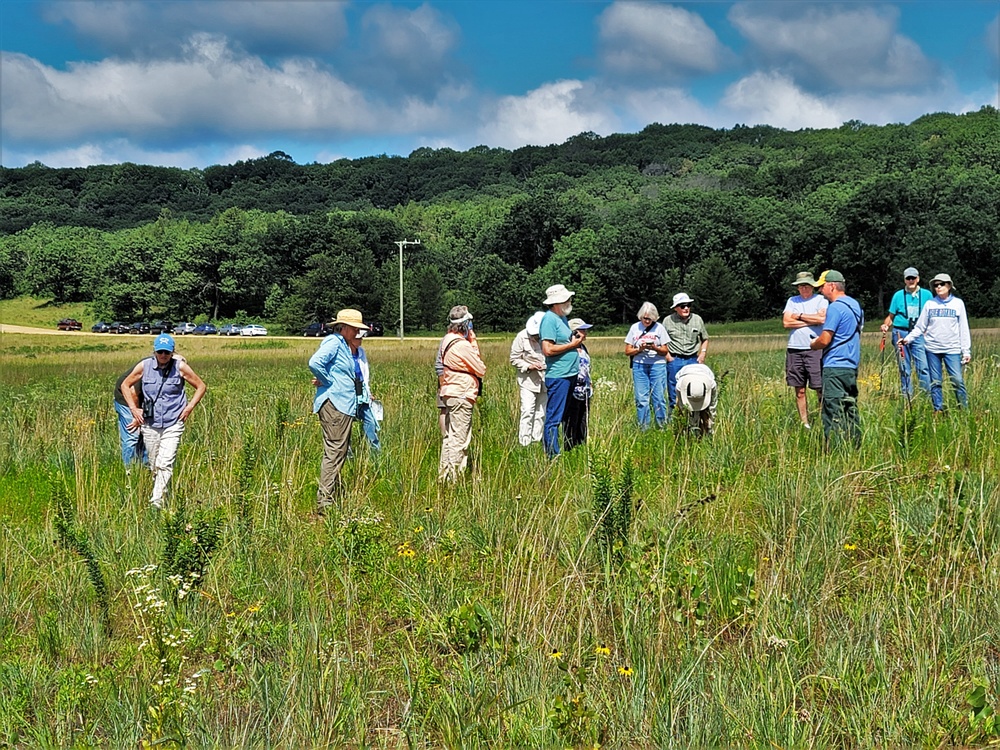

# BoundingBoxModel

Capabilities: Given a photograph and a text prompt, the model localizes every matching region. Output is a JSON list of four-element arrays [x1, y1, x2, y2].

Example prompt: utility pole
[[396, 239, 421, 339]]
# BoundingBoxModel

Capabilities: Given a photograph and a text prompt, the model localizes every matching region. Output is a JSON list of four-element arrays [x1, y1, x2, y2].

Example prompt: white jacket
[[902, 294, 971, 357], [510, 329, 546, 393]]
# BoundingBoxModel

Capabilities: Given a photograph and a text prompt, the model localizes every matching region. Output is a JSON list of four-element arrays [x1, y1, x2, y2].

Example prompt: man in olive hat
[[782, 271, 827, 428], [810, 271, 864, 449]]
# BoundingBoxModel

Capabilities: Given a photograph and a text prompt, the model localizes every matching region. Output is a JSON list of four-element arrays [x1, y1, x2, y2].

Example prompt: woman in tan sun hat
[[308, 308, 373, 514]]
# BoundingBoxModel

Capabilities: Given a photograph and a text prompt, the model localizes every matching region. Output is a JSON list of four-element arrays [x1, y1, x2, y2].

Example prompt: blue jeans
[[357, 403, 381, 452], [632, 362, 667, 428], [925, 352, 967, 411], [893, 329, 930, 398], [543, 376, 574, 457], [667, 355, 698, 411], [115, 400, 147, 467]]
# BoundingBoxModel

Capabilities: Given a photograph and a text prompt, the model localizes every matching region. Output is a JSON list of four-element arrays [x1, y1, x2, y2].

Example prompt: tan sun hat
[[330, 309, 369, 330]]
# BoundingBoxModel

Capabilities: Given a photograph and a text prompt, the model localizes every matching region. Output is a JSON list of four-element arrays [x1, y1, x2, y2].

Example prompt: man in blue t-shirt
[[879, 266, 932, 400], [539, 283, 587, 458], [810, 270, 864, 449]]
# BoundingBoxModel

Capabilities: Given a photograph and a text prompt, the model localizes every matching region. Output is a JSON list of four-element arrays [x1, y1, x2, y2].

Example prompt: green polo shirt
[[663, 312, 708, 357]]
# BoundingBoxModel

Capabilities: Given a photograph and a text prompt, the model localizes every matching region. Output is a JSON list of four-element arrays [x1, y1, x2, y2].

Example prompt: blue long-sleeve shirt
[[308, 334, 370, 416]]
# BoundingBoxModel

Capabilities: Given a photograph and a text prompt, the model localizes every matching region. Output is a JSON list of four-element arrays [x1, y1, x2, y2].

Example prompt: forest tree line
[[0, 107, 998, 330]]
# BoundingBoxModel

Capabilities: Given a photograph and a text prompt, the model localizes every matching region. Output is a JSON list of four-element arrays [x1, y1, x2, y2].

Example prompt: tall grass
[[1, 331, 999, 747]]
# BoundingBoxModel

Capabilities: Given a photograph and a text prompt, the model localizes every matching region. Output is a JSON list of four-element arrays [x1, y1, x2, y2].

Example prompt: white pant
[[141, 421, 185, 507], [517, 382, 547, 446]]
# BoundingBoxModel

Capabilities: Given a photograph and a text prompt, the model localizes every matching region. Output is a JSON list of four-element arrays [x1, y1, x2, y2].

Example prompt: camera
[[142, 401, 155, 421]]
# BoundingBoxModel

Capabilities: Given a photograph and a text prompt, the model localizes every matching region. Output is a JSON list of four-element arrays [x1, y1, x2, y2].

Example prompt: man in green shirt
[[663, 292, 709, 417]]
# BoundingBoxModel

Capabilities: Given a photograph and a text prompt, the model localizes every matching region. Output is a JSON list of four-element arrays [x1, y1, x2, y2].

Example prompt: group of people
[[782, 266, 972, 449], [112, 268, 973, 513]]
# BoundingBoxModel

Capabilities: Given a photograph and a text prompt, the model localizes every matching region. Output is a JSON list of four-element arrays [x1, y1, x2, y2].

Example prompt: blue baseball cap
[[153, 334, 175, 352]]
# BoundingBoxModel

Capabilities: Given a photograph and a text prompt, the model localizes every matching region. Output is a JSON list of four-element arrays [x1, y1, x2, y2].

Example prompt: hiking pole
[[897, 339, 913, 410], [877, 332, 888, 394]]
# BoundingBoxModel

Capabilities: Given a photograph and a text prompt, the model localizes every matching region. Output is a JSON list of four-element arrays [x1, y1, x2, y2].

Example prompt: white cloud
[[0, 42, 385, 144], [361, 3, 458, 62], [598, 1, 729, 78], [720, 71, 979, 131], [477, 80, 620, 149], [729, 4, 938, 91], [722, 72, 842, 129], [3, 140, 213, 169], [43, 1, 350, 57]]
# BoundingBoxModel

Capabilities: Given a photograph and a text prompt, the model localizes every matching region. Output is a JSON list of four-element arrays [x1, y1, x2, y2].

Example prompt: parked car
[[193, 323, 218, 335], [218, 324, 242, 336], [109, 321, 130, 334], [173, 322, 196, 335], [366, 321, 385, 337], [150, 320, 174, 335], [302, 322, 331, 337], [240, 324, 268, 337], [91, 321, 111, 333], [129, 322, 151, 335], [57, 318, 83, 331]]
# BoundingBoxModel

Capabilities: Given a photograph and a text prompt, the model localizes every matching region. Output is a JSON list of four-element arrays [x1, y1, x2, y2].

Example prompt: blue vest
[[141, 357, 187, 428]]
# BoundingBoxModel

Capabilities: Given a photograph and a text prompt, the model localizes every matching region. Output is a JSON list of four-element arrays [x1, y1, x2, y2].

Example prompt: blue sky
[[1, 1, 997, 168]]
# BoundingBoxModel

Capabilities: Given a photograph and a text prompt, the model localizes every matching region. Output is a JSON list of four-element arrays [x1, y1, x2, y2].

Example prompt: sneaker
[[803, 423, 811, 430]]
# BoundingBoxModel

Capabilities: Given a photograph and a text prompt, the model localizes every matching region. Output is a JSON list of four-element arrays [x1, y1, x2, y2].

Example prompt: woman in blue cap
[[121, 334, 207, 509]]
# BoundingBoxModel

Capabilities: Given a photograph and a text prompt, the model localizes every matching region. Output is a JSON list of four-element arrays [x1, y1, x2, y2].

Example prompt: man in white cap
[[675, 363, 717, 437], [509, 311, 547, 446], [880, 267, 932, 400], [308, 308, 373, 513], [539, 284, 587, 458], [782, 271, 827, 428], [663, 292, 709, 420]]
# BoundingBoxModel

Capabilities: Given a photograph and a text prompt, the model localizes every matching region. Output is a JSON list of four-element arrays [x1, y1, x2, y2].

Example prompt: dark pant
[[561, 394, 589, 451], [821, 367, 861, 449], [667, 355, 698, 411]]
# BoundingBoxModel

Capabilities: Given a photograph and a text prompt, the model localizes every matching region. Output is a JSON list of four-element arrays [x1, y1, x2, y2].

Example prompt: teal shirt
[[887, 287, 932, 330], [539, 311, 579, 379]]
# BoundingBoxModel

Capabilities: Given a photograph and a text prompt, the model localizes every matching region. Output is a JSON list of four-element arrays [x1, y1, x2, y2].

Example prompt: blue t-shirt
[[539, 311, 579, 379], [887, 287, 932, 330], [822, 297, 864, 369]]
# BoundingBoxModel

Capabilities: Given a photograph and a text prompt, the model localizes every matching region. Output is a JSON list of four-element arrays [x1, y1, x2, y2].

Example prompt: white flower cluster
[[594, 377, 619, 392], [338, 511, 385, 529]]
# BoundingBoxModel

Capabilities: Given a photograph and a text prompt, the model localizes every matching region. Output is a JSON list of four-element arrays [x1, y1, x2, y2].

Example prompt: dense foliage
[[1, 107, 998, 327]]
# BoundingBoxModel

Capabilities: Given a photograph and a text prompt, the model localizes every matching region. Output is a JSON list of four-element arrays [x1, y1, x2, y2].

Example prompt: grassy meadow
[[1, 329, 999, 747]]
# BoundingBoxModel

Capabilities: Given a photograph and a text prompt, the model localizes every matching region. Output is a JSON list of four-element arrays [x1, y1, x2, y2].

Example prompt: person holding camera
[[880, 267, 932, 400], [624, 301, 671, 429], [437, 305, 486, 482], [562, 318, 594, 450], [539, 284, 587, 458], [121, 334, 207, 509], [308, 309, 374, 513]]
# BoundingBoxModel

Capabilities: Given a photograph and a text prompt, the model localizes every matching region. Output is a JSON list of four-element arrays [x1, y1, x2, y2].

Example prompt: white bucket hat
[[677, 364, 716, 412], [543, 284, 575, 305], [525, 311, 545, 336], [672, 292, 694, 308]]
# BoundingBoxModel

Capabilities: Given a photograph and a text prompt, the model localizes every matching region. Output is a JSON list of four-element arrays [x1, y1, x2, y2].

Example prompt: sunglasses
[[932, 282, 949, 288], [905, 276, 917, 281], [676, 304, 691, 310]]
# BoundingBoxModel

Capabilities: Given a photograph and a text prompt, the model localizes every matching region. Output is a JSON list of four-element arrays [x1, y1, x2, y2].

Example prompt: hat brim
[[332, 319, 369, 330], [543, 293, 574, 305]]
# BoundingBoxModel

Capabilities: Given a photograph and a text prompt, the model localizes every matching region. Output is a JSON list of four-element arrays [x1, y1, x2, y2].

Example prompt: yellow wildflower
[[549, 649, 563, 660], [594, 644, 611, 656], [618, 666, 633, 676]]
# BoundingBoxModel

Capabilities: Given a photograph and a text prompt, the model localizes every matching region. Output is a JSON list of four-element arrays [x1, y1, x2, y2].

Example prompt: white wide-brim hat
[[525, 311, 545, 336], [543, 284, 575, 305], [672, 292, 694, 308]]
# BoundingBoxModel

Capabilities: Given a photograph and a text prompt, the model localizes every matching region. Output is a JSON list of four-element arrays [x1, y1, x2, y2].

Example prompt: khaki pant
[[439, 397, 474, 482], [141, 421, 185, 508], [517, 381, 546, 446], [317, 401, 353, 509]]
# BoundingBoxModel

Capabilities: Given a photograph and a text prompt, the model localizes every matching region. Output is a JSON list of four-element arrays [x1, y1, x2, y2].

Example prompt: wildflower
[[844, 543, 857, 551], [424, 506, 433, 513], [549, 649, 563, 660], [618, 666, 633, 676], [413, 525, 424, 534], [594, 644, 611, 656]]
